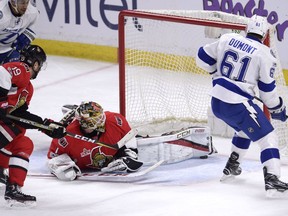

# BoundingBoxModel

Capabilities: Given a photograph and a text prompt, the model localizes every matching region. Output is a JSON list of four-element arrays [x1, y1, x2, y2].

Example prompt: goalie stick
[[6, 114, 137, 150], [137, 127, 205, 144], [28, 160, 164, 182]]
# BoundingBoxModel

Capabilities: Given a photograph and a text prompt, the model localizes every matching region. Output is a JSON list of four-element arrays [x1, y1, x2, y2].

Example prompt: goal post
[[118, 10, 288, 152]]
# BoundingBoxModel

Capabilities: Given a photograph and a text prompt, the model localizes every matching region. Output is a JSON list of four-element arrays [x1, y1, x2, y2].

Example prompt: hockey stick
[[6, 114, 137, 150], [28, 160, 164, 182]]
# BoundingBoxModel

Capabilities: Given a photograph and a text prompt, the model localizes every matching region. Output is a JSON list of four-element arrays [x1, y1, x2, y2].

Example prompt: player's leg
[[212, 98, 288, 196], [4, 134, 36, 207], [0, 149, 10, 185]]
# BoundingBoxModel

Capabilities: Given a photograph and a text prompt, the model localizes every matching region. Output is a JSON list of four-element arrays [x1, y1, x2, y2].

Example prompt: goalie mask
[[75, 101, 106, 133], [246, 14, 268, 39], [20, 45, 47, 79]]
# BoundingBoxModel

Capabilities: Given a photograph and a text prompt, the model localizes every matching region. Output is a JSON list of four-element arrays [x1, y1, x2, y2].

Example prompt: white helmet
[[246, 14, 268, 38]]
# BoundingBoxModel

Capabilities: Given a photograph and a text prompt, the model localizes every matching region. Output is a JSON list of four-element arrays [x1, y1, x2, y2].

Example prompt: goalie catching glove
[[48, 154, 81, 181], [268, 97, 287, 122], [101, 148, 143, 173]]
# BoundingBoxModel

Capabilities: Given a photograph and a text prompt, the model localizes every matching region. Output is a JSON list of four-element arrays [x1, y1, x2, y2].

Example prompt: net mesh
[[120, 10, 288, 150]]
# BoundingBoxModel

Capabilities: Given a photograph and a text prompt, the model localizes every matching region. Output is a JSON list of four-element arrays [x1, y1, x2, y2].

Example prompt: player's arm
[[102, 115, 143, 172], [102, 146, 143, 173], [13, 28, 36, 51], [0, 65, 12, 97], [9, 102, 67, 138], [258, 51, 287, 121], [196, 41, 218, 74], [9, 102, 43, 128], [110, 113, 139, 155]]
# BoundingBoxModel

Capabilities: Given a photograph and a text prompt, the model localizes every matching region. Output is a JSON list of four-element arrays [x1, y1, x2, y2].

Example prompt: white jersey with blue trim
[[196, 32, 280, 108], [0, 0, 39, 53]]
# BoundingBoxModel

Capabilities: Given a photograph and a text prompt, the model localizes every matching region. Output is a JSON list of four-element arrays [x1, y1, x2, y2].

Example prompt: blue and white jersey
[[0, 0, 39, 53], [196, 32, 280, 109]]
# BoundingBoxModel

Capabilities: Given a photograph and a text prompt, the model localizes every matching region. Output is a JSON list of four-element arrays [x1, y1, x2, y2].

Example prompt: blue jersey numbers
[[220, 50, 251, 82]]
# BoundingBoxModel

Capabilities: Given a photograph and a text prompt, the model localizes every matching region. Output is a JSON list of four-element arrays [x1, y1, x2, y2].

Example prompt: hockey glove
[[42, 118, 67, 138], [12, 28, 35, 51], [101, 149, 143, 173], [268, 97, 287, 122], [12, 33, 31, 51]]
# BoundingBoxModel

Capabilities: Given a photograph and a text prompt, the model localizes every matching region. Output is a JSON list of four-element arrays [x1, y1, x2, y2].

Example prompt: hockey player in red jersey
[[0, 45, 66, 207], [47, 101, 143, 181]]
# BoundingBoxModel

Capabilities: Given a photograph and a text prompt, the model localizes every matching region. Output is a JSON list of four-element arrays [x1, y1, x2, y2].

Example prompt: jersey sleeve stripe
[[257, 80, 276, 92]]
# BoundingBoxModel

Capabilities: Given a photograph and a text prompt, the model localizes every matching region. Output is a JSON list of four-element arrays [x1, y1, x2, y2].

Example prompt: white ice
[[1, 56, 288, 215]]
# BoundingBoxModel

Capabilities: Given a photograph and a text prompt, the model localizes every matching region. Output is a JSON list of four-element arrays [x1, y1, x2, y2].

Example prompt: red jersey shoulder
[[105, 111, 130, 128], [104, 112, 131, 135], [3, 62, 30, 88], [67, 119, 82, 134]]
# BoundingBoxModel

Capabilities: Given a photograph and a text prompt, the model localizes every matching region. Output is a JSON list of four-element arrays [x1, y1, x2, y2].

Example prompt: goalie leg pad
[[47, 154, 81, 181], [137, 127, 215, 165]]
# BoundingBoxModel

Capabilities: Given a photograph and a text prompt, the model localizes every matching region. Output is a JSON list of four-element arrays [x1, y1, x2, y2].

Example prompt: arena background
[[33, 0, 288, 80]]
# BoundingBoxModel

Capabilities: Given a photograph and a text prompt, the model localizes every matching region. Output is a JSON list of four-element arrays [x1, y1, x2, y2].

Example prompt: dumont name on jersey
[[228, 38, 257, 54]]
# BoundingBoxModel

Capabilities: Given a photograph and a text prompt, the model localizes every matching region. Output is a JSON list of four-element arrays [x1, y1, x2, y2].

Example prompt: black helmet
[[20, 45, 47, 79]]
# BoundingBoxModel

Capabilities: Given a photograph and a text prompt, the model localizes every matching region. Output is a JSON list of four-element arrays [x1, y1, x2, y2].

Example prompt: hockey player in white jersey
[[196, 14, 288, 198], [0, 0, 39, 64]]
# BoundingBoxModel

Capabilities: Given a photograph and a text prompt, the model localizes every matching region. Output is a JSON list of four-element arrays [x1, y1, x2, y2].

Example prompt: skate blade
[[220, 174, 235, 182], [5, 199, 37, 208], [266, 189, 288, 198]]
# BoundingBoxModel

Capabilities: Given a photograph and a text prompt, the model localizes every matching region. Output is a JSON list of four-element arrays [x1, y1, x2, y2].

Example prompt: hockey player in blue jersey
[[196, 14, 288, 198], [0, 0, 39, 64]]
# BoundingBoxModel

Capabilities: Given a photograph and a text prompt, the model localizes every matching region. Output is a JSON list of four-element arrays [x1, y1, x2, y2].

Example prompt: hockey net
[[118, 10, 288, 153]]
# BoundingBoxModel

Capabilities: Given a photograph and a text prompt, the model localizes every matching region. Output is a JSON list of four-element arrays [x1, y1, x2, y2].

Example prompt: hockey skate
[[220, 152, 242, 182], [4, 182, 37, 207], [263, 167, 288, 198], [0, 167, 7, 185]]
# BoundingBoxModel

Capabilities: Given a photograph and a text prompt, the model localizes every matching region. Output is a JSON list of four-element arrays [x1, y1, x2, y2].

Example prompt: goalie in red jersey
[[47, 101, 143, 181], [0, 44, 66, 207]]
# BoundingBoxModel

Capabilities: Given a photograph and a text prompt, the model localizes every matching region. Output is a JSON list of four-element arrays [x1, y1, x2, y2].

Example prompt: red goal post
[[118, 10, 287, 149]]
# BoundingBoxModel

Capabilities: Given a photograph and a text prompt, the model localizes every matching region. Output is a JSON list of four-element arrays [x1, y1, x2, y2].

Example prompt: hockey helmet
[[246, 14, 268, 39], [20, 45, 47, 79], [75, 101, 106, 133]]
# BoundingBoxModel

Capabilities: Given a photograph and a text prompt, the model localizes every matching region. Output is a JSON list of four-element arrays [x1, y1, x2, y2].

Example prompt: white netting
[[267, 28, 288, 153], [119, 10, 288, 149]]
